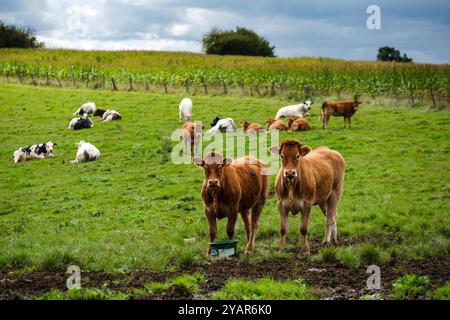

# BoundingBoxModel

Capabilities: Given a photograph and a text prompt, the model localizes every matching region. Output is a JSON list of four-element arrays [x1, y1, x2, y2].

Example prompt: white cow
[[275, 100, 313, 119], [206, 118, 235, 134], [70, 141, 100, 163], [179, 98, 193, 122], [73, 102, 97, 116]]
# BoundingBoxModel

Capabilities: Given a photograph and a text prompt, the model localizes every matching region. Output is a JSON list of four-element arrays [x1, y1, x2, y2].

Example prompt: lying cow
[[266, 118, 288, 131], [70, 141, 100, 163], [13, 141, 56, 163], [241, 121, 263, 134], [270, 138, 345, 253], [288, 117, 311, 131], [68, 113, 93, 130], [101, 110, 122, 122], [73, 102, 97, 116], [182, 121, 204, 157], [194, 151, 268, 254], [321, 100, 361, 129], [275, 100, 312, 120], [206, 118, 235, 134], [179, 98, 193, 122]]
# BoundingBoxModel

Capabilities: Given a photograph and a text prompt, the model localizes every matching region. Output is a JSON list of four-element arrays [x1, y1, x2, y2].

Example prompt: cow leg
[[318, 202, 329, 243], [278, 201, 289, 251], [299, 204, 312, 253], [324, 115, 330, 129], [240, 210, 251, 243], [343, 117, 347, 128], [348, 116, 352, 129], [226, 213, 238, 240], [246, 203, 263, 253], [325, 194, 338, 245], [205, 212, 217, 256]]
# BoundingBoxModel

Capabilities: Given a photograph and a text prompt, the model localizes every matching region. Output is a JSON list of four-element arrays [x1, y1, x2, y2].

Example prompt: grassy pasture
[[0, 83, 449, 273]]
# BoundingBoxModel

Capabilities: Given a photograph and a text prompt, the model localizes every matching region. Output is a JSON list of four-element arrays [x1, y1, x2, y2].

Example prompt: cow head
[[82, 113, 89, 119], [76, 140, 86, 148], [354, 101, 362, 109], [210, 116, 221, 127], [194, 151, 233, 190], [269, 139, 312, 182], [46, 141, 56, 154], [266, 118, 276, 127], [241, 121, 251, 131], [302, 100, 313, 111]]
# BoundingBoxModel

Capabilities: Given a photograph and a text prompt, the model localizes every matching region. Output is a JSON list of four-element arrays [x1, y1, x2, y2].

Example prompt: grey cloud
[[0, 0, 448, 63]]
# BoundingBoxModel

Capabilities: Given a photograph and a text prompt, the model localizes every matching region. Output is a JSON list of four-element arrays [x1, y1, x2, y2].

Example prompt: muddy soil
[[1, 248, 448, 300]]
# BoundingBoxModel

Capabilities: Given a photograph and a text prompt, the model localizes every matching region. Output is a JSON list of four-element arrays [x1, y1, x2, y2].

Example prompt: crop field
[[0, 82, 449, 300], [1, 49, 450, 107]]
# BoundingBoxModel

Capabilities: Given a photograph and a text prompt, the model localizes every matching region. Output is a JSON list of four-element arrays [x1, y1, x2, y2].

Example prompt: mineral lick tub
[[210, 240, 238, 257]]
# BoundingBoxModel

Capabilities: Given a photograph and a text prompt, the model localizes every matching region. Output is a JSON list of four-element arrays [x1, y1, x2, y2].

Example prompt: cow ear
[[193, 157, 204, 167], [269, 145, 280, 156], [223, 157, 233, 166], [300, 146, 312, 156]]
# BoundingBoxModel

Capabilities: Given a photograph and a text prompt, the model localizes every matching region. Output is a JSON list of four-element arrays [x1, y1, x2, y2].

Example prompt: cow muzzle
[[207, 179, 220, 189], [284, 169, 297, 180]]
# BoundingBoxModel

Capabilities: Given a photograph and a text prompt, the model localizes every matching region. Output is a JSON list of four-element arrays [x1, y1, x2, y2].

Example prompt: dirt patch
[[1, 251, 449, 300]]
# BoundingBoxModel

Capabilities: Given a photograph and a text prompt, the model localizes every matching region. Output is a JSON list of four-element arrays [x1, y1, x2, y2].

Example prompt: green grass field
[[0, 83, 449, 276]]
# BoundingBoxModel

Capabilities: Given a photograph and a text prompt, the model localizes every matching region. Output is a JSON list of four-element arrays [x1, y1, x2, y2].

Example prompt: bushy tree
[[0, 21, 44, 48], [377, 46, 412, 63], [202, 27, 275, 57]]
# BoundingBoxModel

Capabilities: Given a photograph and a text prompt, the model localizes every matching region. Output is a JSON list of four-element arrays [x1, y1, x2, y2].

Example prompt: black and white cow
[[73, 102, 97, 116], [68, 113, 93, 130], [13, 141, 56, 163], [100, 110, 122, 122]]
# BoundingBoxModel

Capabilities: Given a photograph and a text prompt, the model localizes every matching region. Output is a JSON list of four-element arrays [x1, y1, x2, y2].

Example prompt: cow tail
[[320, 103, 326, 121]]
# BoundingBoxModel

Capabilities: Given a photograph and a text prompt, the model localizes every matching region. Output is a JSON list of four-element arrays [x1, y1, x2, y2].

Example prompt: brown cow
[[321, 100, 361, 129], [182, 121, 204, 157], [270, 138, 345, 253], [266, 118, 289, 131], [194, 151, 269, 255], [288, 117, 311, 131], [242, 121, 263, 134]]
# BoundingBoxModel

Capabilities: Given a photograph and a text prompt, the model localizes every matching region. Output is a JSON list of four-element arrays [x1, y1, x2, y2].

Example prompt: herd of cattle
[[180, 98, 359, 254], [13, 96, 360, 255], [13, 102, 121, 163]]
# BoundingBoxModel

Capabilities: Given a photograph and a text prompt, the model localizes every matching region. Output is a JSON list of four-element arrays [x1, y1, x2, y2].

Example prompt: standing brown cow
[[182, 121, 204, 157], [321, 100, 361, 129], [194, 152, 269, 255], [288, 117, 311, 131], [270, 138, 345, 253], [266, 118, 289, 131]]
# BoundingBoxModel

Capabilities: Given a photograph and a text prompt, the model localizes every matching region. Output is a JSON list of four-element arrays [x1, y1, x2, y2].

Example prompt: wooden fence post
[[128, 77, 133, 91], [185, 79, 189, 92], [203, 81, 208, 94], [111, 78, 118, 91], [429, 85, 436, 109]]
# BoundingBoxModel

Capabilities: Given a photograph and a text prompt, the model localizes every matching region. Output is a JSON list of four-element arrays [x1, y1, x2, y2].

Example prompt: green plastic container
[[210, 240, 238, 257]]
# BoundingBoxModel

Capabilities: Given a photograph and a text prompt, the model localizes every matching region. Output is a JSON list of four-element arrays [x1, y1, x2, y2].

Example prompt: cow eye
[[280, 154, 285, 160], [296, 154, 300, 160]]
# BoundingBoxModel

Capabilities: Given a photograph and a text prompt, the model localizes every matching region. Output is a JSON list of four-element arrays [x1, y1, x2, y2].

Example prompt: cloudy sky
[[1, 0, 449, 63]]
